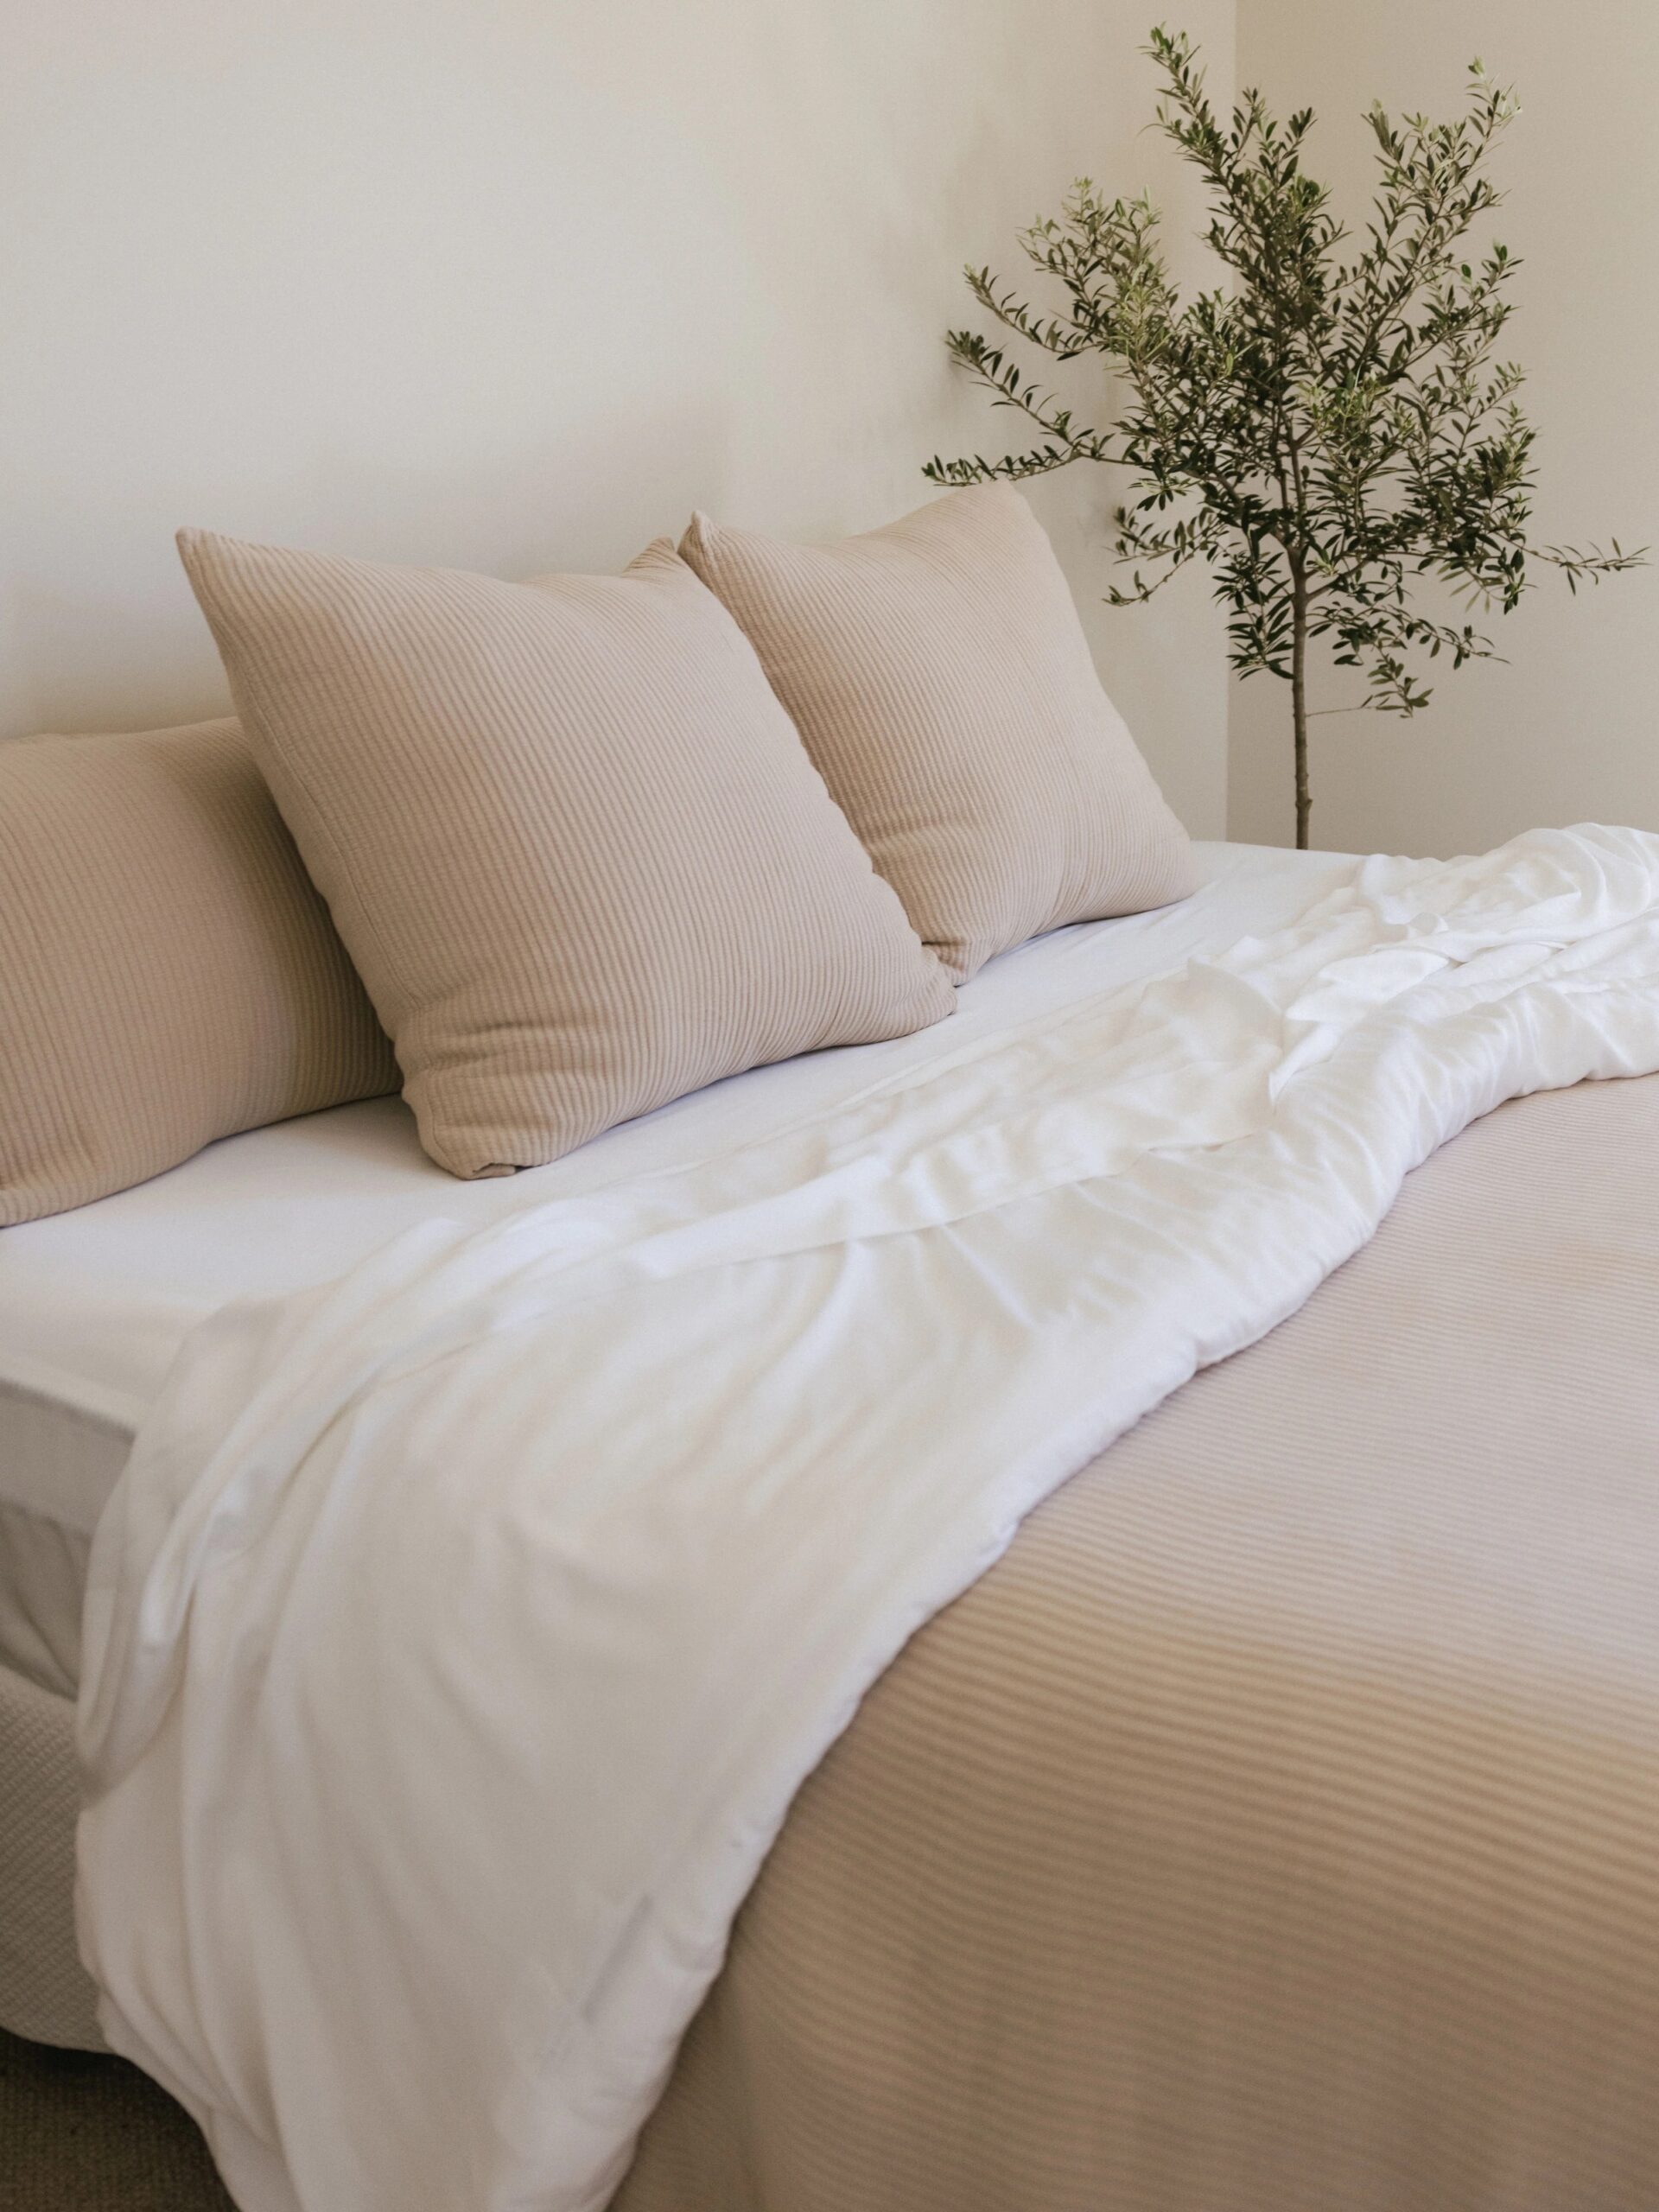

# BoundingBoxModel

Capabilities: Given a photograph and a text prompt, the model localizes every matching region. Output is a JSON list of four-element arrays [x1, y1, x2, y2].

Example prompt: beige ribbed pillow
[[177, 530, 955, 1180], [0, 719, 397, 1226], [681, 486, 1198, 982]]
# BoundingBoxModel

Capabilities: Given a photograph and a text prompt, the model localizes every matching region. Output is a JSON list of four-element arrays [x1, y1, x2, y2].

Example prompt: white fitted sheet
[[0, 842, 1344, 1691]]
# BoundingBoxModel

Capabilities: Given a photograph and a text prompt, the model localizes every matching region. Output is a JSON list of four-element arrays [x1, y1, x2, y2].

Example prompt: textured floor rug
[[0, 2026, 233, 2209]]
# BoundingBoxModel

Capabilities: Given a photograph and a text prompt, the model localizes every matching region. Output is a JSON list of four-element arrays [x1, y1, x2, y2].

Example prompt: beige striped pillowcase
[[681, 486, 1198, 982], [0, 719, 397, 1225], [178, 530, 955, 1181]]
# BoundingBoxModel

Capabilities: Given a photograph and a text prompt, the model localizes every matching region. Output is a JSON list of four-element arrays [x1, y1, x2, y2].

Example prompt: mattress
[[0, 840, 1345, 1695]]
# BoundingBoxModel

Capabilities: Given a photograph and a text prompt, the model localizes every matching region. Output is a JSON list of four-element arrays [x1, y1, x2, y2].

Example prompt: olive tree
[[929, 29, 1641, 845]]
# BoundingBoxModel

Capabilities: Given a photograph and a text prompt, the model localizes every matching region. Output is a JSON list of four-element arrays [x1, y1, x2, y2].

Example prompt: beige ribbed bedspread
[[616, 1071, 1659, 2212]]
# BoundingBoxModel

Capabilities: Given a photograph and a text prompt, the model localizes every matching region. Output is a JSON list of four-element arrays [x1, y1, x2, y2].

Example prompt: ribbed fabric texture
[[179, 531, 955, 1181], [618, 1071, 1659, 2212], [681, 486, 1198, 981], [0, 1668, 99, 2049], [0, 721, 397, 1226]]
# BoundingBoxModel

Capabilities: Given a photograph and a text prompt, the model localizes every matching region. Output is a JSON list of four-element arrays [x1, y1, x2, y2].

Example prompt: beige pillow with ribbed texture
[[0, 718, 397, 1225], [178, 530, 954, 1180], [681, 486, 1198, 981]]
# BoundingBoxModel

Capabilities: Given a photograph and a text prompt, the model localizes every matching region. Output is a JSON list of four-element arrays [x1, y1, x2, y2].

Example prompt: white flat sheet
[[77, 824, 1659, 2212], [0, 841, 1338, 1580], [0, 840, 1312, 1691]]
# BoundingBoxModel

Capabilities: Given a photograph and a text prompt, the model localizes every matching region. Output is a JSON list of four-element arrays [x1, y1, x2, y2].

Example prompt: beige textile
[[617, 1071, 1659, 2212], [681, 487, 1198, 980], [8, 1077, 1655, 2201], [0, 1665, 99, 2050], [179, 531, 954, 1180], [0, 720, 395, 1226]]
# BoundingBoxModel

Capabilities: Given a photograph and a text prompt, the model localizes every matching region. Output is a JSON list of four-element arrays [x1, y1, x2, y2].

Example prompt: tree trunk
[[1289, 560, 1310, 850]]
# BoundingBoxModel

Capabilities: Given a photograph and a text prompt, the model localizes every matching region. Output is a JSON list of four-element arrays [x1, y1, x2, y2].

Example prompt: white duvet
[[77, 826, 1659, 2212]]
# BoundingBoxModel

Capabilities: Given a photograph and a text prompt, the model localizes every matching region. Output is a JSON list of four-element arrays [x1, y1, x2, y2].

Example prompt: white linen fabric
[[0, 843, 1339, 1693], [75, 825, 1659, 2212]]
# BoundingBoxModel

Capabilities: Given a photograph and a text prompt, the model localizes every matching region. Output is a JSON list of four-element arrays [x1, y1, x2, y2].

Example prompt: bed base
[[0, 1662, 102, 2050]]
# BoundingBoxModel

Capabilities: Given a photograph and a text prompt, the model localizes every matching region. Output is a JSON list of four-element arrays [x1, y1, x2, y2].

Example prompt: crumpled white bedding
[[0, 842, 1336, 1695], [75, 824, 1659, 2212]]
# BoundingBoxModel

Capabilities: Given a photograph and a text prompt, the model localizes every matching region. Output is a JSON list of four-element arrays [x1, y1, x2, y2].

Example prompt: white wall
[[1229, 1, 1659, 855], [0, 0, 1234, 836]]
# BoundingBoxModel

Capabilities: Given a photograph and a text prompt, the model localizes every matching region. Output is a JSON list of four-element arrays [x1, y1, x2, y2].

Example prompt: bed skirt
[[0, 1663, 100, 2050]]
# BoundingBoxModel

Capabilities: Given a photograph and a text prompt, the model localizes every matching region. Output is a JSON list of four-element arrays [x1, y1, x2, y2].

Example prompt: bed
[[6, 836, 1659, 2209]]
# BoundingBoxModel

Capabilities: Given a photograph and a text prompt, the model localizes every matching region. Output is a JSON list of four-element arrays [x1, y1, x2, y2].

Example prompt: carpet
[[0, 2025, 234, 2209]]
